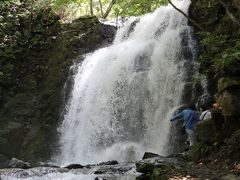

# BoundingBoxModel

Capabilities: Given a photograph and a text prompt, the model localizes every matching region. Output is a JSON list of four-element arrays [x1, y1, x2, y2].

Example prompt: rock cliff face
[[189, 0, 240, 126], [189, 0, 240, 166], [0, 7, 116, 166]]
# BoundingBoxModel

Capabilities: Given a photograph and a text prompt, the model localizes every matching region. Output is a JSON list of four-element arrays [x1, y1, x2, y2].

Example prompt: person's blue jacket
[[170, 108, 199, 130]]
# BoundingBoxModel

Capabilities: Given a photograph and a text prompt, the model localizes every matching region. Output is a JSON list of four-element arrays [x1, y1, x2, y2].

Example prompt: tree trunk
[[167, 0, 205, 31], [89, 0, 93, 15], [98, 0, 104, 17], [218, 0, 240, 26], [102, 0, 117, 19]]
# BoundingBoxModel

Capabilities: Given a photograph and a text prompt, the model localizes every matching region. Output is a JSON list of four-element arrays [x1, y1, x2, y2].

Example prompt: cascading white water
[[55, 0, 195, 165]]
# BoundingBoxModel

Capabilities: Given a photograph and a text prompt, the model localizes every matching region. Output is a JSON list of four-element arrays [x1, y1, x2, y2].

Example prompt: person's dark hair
[[189, 104, 196, 111]]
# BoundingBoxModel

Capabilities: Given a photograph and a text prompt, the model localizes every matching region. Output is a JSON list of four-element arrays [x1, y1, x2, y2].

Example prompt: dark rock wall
[[189, 0, 240, 81], [189, 0, 240, 162], [0, 7, 116, 165], [189, 0, 240, 124]]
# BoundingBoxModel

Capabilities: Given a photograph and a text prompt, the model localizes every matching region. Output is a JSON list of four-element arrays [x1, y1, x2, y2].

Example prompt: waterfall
[[55, 0, 195, 165]]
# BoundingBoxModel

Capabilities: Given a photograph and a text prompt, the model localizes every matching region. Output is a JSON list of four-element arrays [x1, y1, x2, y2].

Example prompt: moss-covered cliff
[[188, 0, 240, 171], [0, 2, 116, 166]]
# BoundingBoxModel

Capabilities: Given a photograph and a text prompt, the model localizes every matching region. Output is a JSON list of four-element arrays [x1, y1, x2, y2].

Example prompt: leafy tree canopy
[[51, 0, 168, 21]]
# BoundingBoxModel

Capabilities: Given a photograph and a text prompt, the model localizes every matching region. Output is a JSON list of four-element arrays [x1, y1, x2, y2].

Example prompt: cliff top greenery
[[0, 0, 168, 22]]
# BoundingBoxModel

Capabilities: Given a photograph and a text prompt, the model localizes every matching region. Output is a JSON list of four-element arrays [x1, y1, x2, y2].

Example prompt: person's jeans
[[185, 128, 194, 146]]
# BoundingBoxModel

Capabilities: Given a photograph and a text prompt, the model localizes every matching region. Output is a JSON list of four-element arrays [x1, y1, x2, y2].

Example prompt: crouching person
[[170, 104, 200, 147]]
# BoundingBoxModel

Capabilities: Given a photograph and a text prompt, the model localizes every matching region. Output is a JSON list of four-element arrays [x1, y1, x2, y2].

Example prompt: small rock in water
[[8, 157, 31, 169], [98, 160, 118, 165], [95, 177, 107, 180], [142, 152, 160, 160], [64, 164, 84, 169]]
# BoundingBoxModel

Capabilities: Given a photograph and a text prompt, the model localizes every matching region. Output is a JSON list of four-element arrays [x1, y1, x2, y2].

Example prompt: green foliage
[[198, 31, 240, 76], [51, 0, 168, 21], [113, 0, 168, 17], [0, 0, 60, 100]]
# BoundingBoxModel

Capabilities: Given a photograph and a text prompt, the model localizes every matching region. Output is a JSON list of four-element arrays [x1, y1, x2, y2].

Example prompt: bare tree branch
[[218, 0, 240, 26], [98, 0, 104, 17], [167, 0, 205, 31], [233, 0, 240, 11], [89, 0, 93, 15], [118, 0, 140, 15], [102, 0, 117, 19]]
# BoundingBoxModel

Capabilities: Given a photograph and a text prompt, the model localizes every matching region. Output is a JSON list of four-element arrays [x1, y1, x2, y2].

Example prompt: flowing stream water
[[55, 0, 195, 166]]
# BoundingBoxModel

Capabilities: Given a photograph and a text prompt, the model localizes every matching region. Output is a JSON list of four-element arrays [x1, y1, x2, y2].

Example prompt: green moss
[[189, 0, 240, 77], [0, 0, 115, 162]]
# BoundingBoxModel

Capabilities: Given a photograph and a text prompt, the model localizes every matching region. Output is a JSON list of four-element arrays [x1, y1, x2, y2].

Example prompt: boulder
[[0, 122, 24, 157], [136, 160, 174, 174], [95, 178, 107, 180], [217, 77, 240, 133], [64, 164, 84, 169], [142, 152, 159, 160], [8, 158, 31, 169], [218, 77, 240, 117], [218, 90, 240, 117], [195, 119, 218, 144], [98, 160, 118, 166], [136, 162, 155, 173], [218, 77, 240, 93]]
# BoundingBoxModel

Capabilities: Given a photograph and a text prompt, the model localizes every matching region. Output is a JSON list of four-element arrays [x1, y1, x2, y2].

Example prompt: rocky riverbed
[[1, 152, 239, 180]]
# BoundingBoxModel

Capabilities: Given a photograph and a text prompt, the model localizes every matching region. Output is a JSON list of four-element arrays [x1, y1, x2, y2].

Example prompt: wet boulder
[[98, 160, 118, 166], [142, 152, 160, 160], [218, 77, 240, 93], [136, 162, 155, 173], [195, 119, 218, 144], [8, 158, 31, 169], [217, 77, 240, 134], [64, 164, 84, 169], [190, 118, 223, 161], [218, 77, 240, 117]]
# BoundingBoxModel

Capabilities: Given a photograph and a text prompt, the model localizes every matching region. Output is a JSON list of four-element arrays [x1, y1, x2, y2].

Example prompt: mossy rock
[[0, 5, 116, 162], [136, 162, 155, 173], [0, 122, 24, 157], [4, 93, 36, 117], [195, 119, 218, 144], [218, 77, 240, 93], [136, 164, 174, 180], [190, 142, 212, 161]]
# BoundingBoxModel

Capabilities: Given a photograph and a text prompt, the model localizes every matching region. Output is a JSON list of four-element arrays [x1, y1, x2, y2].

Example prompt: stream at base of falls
[[0, 154, 224, 180]]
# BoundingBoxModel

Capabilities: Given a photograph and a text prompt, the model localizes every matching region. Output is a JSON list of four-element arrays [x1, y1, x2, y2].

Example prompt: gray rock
[[8, 157, 31, 169], [136, 162, 155, 173], [64, 163, 84, 169], [142, 152, 159, 160], [98, 160, 118, 166]]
